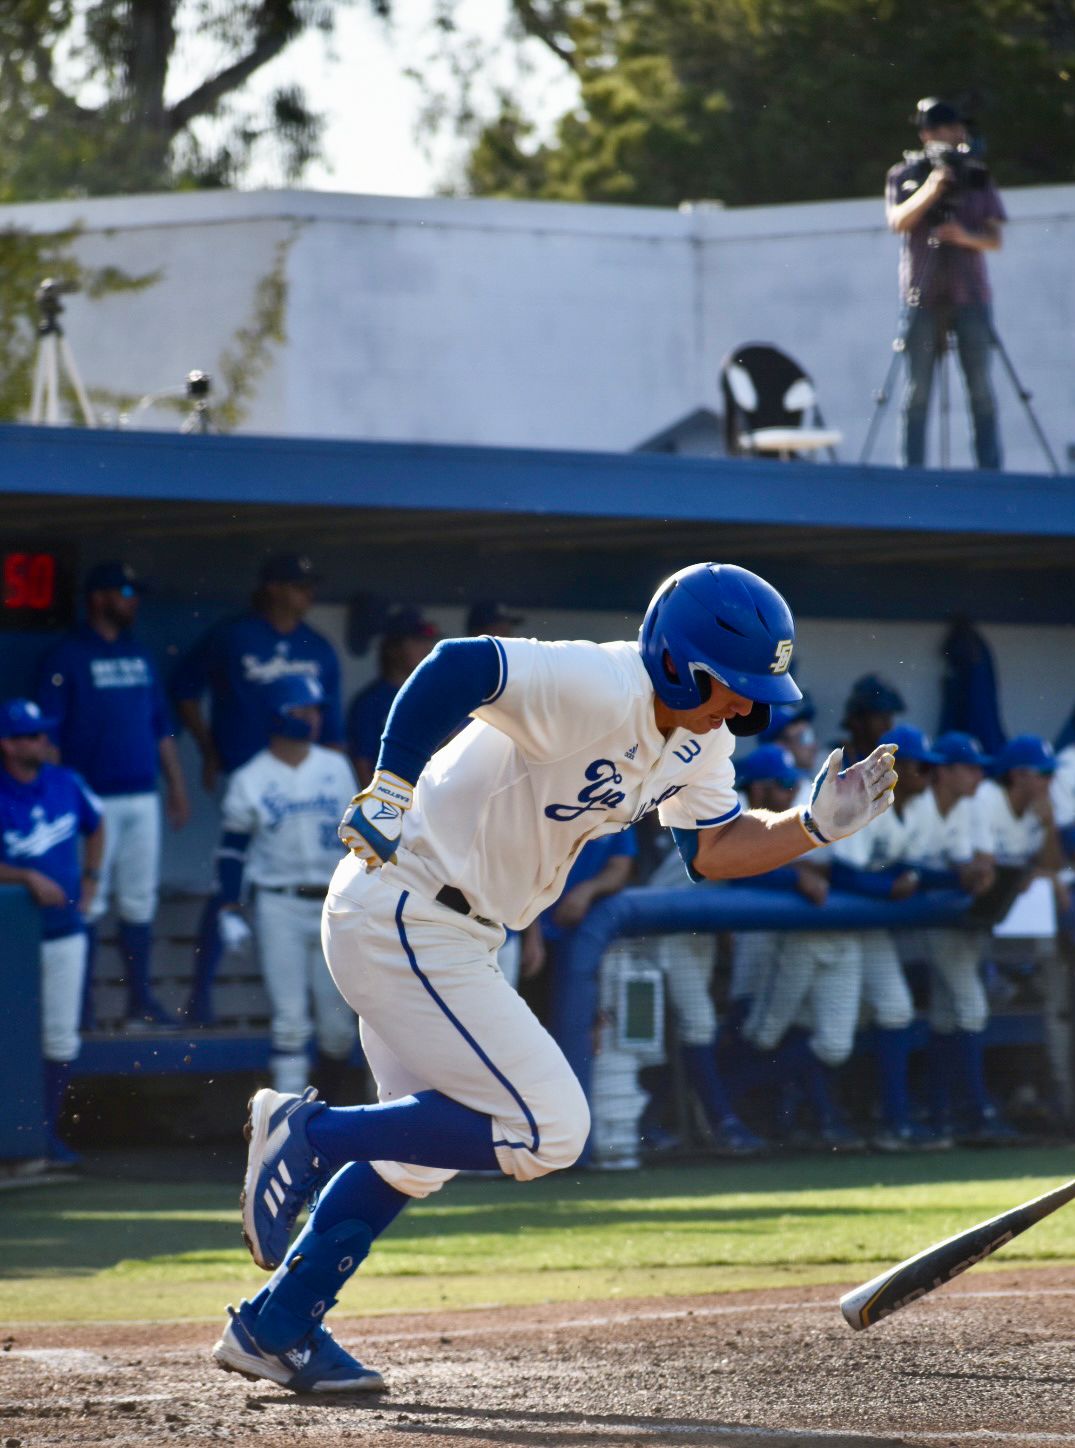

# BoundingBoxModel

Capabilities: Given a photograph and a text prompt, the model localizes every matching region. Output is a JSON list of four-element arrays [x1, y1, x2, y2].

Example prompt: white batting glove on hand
[[338, 769, 414, 867], [800, 743, 898, 846], [218, 909, 252, 953]]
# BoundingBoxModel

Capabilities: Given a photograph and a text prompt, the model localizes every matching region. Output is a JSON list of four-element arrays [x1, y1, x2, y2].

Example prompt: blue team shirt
[[172, 613, 342, 774], [541, 828, 638, 942], [346, 678, 399, 763], [37, 626, 172, 796], [0, 763, 101, 939]]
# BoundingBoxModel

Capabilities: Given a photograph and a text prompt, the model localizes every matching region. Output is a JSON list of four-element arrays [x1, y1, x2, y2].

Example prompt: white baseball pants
[[745, 931, 862, 1066], [918, 927, 989, 1034], [854, 930, 915, 1030], [254, 891, 357, 1061], [41, 931, 87, 1062], [321, 865, 590, 1199], [88, 792, 160, 924]]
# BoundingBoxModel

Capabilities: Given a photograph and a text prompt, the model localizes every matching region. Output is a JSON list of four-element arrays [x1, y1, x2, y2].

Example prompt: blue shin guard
[[252, 1163, 408, 1352], [252, 1216, 373, 1353]]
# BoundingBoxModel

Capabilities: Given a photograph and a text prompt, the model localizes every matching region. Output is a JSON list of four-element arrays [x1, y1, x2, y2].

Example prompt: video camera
[[922, 139, 990, 192]]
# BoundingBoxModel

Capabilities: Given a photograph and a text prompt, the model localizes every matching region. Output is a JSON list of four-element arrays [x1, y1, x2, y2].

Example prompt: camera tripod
[[29, 279, 97, 427], [860, 241, 1059, 474]]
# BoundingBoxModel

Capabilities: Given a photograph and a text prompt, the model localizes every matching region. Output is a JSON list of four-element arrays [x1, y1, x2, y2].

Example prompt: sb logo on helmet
[[770, 639, 793, 675]]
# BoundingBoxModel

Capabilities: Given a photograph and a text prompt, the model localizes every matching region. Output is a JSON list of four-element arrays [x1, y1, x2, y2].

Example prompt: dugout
[[1, 422, 1073, 1157]]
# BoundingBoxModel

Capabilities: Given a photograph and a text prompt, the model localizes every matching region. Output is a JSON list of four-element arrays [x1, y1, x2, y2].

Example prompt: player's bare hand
[[553, 883, 594, 929], [801, 743, 897, 845], [890, 869, 921, 901], [201, 748, 221, 795], [794, 863, 829, 906], [167, 784, 191, 830], [338, 769, 414, 867], [23, 869, 67, 908], [520, 925, 547, 980]]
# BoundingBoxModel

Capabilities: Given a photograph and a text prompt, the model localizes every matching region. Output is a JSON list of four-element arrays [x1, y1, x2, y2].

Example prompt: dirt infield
[[3, 1267, 1075, 1447]]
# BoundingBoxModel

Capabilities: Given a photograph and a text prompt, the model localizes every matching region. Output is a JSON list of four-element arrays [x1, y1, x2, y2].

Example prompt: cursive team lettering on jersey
[[545, 759, 687, 824]]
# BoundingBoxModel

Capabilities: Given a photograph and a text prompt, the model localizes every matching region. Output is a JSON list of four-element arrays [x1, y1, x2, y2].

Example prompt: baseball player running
[[215, 676, 359, 1100], [212, 563, 897, 1393]]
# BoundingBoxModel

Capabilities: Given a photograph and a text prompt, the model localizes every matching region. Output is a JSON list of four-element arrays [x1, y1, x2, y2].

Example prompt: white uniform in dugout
[[901, 788, 987, 1034], [324, 638, 741, 1197], [223, 746, 358, 1092], [831, 802, 916, 1033]]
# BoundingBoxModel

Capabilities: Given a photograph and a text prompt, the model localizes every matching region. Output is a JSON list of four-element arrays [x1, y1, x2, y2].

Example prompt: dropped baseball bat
[[839, 1176, 1075, 1331]]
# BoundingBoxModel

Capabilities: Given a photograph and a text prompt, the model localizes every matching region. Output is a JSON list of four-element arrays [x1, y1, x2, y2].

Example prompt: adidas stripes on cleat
[[240, 1087, 331, 1271]]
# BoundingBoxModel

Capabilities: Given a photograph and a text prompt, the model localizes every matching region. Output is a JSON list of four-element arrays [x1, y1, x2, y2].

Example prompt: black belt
[[435, 884, 498, 929], [258, 884, 324, 901]]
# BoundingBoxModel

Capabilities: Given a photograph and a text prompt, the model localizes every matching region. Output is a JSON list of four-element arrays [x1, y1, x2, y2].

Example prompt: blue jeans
[[901, 303, 1001, 470]]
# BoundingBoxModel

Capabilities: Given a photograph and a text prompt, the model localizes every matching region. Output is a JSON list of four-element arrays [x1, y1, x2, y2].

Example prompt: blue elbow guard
[[670, 827, 704, 883]]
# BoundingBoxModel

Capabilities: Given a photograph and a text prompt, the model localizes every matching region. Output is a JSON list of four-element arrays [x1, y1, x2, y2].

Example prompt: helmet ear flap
[[728, 702, 771, 737]]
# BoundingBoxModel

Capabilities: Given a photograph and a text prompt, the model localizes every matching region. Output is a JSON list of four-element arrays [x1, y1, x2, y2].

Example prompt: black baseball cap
[[258, 553, 321, 586], [383, 605, 439, 642], [84, 560, 147, 595], [914, 97, 962, 130], [466, 600, 524, 634], [842, 674, 906, 725]]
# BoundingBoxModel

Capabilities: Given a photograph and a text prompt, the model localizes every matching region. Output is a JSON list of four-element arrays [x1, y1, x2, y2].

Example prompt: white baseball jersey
[[331, 638, 740, 930], [900, 786, 980, 870], [974, 777, 1044, 866], [1051, 745, 1075, 830], [223, 745, 356, 887]]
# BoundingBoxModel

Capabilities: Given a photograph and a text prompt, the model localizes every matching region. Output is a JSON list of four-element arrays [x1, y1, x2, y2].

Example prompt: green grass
[[3, 1148, 1074, 1323]]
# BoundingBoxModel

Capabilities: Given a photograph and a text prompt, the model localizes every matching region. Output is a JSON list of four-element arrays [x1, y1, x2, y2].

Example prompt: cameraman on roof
[[886, 98, 1006, 472]]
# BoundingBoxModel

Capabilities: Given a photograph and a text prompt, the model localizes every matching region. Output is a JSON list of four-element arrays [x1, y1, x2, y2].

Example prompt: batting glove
[[800, 743, 898, 846], [218, 909, 252, 953], [338, 769, 414, 867]]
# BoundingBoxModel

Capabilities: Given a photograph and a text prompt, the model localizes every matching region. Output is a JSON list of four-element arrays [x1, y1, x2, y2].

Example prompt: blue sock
[[250, 1163, 408, 1325], [873, 1025, 913, 1130], [952, 1029, 991, 1119], [43, 1059, 71, 1135], [119, 921, 154, 1011], [681, 1042, 736, 1129], [188, 897, 223, 1014], [782, 1030, 839, 1129], [306, 1089, 502, 1174], [926, 1030, 957, 1126]]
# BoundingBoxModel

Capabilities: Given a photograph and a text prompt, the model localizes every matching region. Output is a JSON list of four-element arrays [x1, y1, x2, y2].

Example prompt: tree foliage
[[0, 0, 387, 200], [464, 0, 1075, 206]]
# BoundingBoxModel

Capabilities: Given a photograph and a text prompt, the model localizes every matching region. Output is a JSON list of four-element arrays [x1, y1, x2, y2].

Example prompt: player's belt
[[435, 884, 498, 930], [257, 884, 324, 901]]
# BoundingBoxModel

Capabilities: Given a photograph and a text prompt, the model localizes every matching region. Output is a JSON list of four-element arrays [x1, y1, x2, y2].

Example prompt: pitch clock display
[[0, 546, 76, 631]]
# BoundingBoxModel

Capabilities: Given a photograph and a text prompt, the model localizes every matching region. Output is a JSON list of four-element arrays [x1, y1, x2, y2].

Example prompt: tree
[[0, 0, 388, 200], [462, 0, 1075, 207]]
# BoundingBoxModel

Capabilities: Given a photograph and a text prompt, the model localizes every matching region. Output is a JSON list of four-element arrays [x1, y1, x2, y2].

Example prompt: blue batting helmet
[[266, 674, 324, 740], [639, 563, 802, 715]]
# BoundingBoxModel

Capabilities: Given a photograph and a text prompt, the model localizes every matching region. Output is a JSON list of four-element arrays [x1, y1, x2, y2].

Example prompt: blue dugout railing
[[550, 885, 974, 1115]]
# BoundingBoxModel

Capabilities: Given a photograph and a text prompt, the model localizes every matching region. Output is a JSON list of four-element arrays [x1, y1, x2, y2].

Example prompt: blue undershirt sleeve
[[376, 637, 503, 784], [216, 830, 251, 903], [1061, 823, 1075, 859], [670, 827, 704, 883]]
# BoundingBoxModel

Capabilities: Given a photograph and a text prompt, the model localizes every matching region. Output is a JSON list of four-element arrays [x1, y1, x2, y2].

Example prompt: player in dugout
[[212, 562, 898, 1393]]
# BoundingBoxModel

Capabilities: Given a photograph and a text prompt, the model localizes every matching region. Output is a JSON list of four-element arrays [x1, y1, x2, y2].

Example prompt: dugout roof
[[2, 424, 1073, 623]]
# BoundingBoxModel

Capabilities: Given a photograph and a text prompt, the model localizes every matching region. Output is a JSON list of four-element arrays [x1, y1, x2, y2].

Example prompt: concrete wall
[[4, 186, 1071, 474]]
